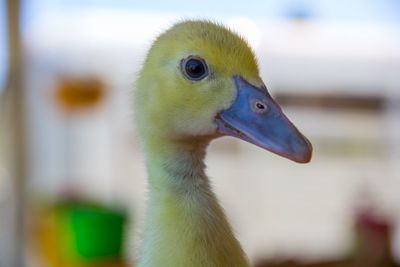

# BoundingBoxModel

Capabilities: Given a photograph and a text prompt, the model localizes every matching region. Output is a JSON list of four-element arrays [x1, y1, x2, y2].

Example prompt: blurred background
[[1, 0, 400, 266]]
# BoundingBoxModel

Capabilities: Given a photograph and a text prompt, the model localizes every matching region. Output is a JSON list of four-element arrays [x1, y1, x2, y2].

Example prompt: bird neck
[[138, 138, 249, 267], [145, 139, 209, 192]]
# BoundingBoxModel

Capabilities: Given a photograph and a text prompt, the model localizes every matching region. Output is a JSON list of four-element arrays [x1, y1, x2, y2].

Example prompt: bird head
[[135, 20, 312, 163]]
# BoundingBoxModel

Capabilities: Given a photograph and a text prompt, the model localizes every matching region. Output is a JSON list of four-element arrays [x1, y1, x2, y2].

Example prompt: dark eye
[[181, 56, 209, 81]]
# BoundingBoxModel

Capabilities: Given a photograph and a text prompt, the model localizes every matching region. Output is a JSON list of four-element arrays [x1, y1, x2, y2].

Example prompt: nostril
[[251, 99, 268, 114], [256, 102, 265, 110]]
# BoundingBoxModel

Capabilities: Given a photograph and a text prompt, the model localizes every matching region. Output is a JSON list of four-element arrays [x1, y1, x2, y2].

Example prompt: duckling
[[134, 20, 312, 267]]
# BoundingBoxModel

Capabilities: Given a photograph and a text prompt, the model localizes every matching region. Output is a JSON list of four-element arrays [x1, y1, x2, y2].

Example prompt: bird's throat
[[138, 139, 250, 267]]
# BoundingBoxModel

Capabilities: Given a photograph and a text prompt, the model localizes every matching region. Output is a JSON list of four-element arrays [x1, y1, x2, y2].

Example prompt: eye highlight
[[181, 56, 209, 81]]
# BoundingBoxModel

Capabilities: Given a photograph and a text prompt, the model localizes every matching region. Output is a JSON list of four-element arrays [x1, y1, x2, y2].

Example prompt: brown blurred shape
[[55, 77, 105, 114], [275, 93, 387, 112], [255, 208, 398, 267]]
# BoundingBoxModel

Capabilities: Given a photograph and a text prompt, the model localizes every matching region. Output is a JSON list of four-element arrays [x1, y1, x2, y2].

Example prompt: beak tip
[[297, 153, 312, 164], [294, 143, 313, 164]]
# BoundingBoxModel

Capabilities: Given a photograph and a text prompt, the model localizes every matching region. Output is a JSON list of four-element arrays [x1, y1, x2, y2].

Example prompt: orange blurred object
[[55, 77, 105, 114]]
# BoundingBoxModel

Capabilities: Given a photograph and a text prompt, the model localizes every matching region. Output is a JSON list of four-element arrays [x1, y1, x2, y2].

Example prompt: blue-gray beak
[[215, 76, 312, 163]]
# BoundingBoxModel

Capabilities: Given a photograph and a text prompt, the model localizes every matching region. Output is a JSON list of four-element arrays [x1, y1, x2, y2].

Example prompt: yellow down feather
[[134, 20, 262, 267]]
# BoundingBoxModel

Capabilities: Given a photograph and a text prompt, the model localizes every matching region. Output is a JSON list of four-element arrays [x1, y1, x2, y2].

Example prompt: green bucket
[[57, 202, 127, 261]]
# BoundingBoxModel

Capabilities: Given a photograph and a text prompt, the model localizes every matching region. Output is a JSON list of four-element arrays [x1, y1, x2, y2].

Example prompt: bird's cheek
[[210, 78, 238, 112]]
